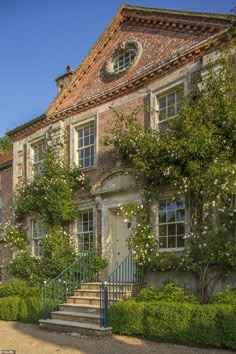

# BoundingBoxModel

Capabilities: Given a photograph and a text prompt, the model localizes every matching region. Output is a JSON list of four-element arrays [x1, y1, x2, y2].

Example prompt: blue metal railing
[[42, 248, 98, 319], [100, 250, 144, 327]]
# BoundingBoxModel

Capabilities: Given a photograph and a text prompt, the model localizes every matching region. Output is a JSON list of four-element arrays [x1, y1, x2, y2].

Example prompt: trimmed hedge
[[0, 278, 40, 298], [0, 296, 42, 322], [109, 300, 236, 350]]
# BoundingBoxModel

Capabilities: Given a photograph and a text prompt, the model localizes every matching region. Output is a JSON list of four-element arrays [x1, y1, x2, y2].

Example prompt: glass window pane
[[176, 209, 185, 221], [159, 200, 166, 211], [177, 223, 185, 235], [159, 97, 166, 110], [84, 136, 90, 146], [159, 225, 166, 236], [167, 200, 176, 210], [159, 236, 167, 248], [167, 93, 175, 106], [84, 127, 89, 137], [168, 236, 176, 248], [159, 211, 166, 223], [176, 197, 185, 208], [167, 210, 175, 222], [177, 236, 185, 247], [167, 105, 176, 117], [168, 224, 176, 236]]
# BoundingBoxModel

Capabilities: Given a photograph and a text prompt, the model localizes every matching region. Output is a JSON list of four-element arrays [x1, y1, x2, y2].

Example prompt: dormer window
[[113, 49, 136, 74]]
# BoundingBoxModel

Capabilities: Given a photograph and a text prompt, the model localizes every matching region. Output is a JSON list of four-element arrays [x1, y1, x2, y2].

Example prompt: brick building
[[0, 151, 13, 282], [4, 5, 235, 278]]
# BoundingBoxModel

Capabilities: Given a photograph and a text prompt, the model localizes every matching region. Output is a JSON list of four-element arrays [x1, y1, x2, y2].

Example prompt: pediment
[[91, 169, 136, 195], [45, 5, 234, 122]]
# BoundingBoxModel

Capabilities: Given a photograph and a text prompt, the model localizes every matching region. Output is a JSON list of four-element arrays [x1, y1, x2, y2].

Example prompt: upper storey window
[[77, 124, 95, 169], [32, 141, 46, 176], [113, 49, 136, 74], [158, 88, 184, 132]]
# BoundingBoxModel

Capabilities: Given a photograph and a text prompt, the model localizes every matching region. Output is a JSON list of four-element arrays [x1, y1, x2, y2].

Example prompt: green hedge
[[109, 300, 236, 350], [0, 278, 40, 298], [0, 296, 42, 322]]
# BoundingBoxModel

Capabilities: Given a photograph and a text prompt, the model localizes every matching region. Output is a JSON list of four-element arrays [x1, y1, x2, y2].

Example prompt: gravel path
[[0, 321, 235, 354]]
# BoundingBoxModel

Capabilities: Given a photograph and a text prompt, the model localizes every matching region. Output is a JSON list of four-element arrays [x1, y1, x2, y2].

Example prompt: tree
[[105, 51, 236, 303]]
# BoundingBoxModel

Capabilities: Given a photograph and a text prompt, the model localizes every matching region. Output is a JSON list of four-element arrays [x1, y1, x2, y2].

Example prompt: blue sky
[[0, 0, 235, 137]]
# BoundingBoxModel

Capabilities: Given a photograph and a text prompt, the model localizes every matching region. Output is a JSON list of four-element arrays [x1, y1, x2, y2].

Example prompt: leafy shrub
[[0, 296, 20, 320], [210, 286, 236, 305], [109, 300, 236, 349], [0, 296, 42, 322], [0, 278, 40, 298], [135, 282, 198, 303]]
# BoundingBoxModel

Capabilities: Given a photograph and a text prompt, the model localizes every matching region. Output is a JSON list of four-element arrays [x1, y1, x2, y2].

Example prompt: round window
[[113, 49, 136, 74]]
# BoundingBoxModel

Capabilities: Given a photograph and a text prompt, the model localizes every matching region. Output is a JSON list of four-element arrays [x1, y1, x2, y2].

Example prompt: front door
[[114, 213, 130, 266]]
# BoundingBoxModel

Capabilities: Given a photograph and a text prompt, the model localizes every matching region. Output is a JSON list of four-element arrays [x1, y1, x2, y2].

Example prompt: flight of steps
[[39, 281, 144, 336], [39, 282, 112, 336]]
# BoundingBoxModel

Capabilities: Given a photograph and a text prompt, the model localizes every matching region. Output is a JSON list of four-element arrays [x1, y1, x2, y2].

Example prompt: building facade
[[3, 5, 235, 280]]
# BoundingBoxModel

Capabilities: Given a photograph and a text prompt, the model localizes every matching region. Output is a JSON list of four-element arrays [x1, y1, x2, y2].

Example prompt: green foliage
[[118, 202, 159, 265], [40, 228, 77, 279], [109, 299, 236, 349], [109, 300, 145, 336], [0, 296, 42, 322], [105, 51, 236, 303], [8, 250, 42, 285], [13, 142, 90, 227], [0, 135, 12, 155], [1, 222, 28, 251], [0, 278, 40, 298], [210, 286, 236, 305], [135, 282, 198, 303], [7, 229, 79, 284]]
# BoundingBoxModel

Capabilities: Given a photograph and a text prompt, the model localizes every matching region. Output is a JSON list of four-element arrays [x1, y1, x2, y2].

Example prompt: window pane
[[159, 236, 167, 248], [168, 236, 176, 248], [168, 224, 176, 236], [159, 200, 166, 211], [159, 211, 166, 223], [159, 97, 166, 110], [177, 223, 185, 235], [167, 93, 175, 106], [159, 225, 166, 236], [167, 200, 176, 210], [177, 236, 185, 247], [167, 210, 175, 222], [84, 136, 90, 146], [176, 209, 185, 221]]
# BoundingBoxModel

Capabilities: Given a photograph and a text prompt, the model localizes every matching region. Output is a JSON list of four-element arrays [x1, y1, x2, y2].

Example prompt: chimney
[[55, 66, 74, 93]]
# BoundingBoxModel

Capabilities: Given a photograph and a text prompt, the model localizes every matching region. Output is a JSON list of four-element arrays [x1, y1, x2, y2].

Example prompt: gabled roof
[[9, 4, 235, 140]]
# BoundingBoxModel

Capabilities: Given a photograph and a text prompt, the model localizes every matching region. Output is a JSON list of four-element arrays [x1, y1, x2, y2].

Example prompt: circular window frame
[[104, 41, 142, 80]]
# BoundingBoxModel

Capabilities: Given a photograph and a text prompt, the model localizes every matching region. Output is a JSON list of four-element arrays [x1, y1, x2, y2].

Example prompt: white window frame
[[31, 140, 46, 177], [113, 49, 136, 73], [77, 209, 95, 252], [70, 117, 97, 169], [157, 195, 187, 251], [31, 220, 46, 257], [151, 79, 187, 132]]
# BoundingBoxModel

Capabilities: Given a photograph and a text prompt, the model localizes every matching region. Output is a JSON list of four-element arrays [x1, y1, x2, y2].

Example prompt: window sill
[[159, 247, 185, 253]]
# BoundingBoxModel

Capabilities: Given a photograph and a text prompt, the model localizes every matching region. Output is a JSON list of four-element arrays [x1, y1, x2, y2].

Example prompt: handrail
[[42, 248, 98, 319], [100, 250, 144, 327]]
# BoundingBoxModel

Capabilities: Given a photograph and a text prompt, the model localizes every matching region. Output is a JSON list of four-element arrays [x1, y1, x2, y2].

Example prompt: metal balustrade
[[42, 248, 98, 319], [100, 250, 144, 328]]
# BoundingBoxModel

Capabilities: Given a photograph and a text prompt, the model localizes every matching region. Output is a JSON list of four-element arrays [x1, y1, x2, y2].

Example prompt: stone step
[[74, 289, 132, 298], [67, 296, 100, 306], [51, 311, 100, 325], [80, 282, 102, 290], [39, 319, 112, 337], [59, 303, 100, 314]]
